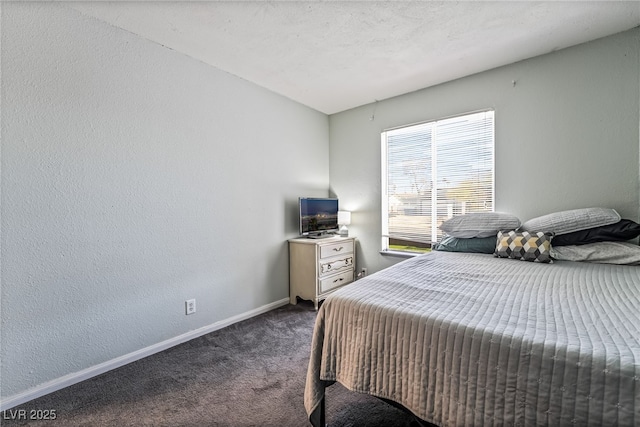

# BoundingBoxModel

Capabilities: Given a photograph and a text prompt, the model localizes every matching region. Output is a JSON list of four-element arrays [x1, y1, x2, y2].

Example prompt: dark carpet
[[3, 302, 427, 426]]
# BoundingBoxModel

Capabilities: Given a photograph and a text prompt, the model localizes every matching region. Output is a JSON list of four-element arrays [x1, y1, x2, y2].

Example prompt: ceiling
[[69, 1, 640, 115]]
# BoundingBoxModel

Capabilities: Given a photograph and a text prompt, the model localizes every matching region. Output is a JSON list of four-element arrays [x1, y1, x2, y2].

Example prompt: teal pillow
[[434, 235, 497, 254]]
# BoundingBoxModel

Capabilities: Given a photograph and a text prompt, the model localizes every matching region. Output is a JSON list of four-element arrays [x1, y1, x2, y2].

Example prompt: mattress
[[304, 251, 640, 426]]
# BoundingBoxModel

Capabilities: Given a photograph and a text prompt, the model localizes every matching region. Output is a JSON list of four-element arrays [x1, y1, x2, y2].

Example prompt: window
[[381, 110, 495, 254]]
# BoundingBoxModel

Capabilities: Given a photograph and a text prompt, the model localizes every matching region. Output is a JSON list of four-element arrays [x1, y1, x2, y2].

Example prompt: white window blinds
[[382, 110, 495, 252]]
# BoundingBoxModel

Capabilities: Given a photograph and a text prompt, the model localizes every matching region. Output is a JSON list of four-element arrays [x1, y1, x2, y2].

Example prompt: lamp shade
[[337, 211, 351, 225]]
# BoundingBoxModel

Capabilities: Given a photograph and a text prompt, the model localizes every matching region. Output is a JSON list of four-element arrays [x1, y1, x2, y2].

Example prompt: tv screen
[[299, 197, 339, 237]]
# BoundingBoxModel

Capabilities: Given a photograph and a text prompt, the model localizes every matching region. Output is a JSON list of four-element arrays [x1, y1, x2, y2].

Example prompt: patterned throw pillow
[[494, 230, 554, 263]]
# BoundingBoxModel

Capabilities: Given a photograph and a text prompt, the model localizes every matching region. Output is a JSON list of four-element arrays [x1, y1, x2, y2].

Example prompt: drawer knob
[[333, 246, 343, 252], [333, 277, 344, 283]]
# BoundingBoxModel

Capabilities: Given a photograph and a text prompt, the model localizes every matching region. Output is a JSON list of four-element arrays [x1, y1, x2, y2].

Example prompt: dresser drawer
[[319, 255, 353, 276], [319, 240, 354, 259], [319, 269, 354, 294]]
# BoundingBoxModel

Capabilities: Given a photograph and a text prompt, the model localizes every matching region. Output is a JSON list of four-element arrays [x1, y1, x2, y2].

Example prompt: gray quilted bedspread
[[304, 252, 640, 426]]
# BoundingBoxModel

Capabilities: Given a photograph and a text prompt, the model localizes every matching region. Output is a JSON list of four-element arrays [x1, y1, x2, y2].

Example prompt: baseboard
[[0, 298, 290, 411]]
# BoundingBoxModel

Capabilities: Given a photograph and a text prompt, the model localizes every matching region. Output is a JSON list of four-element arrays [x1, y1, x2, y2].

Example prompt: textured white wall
[[330, 28, 640, 274], [1, 3, 328, 399]]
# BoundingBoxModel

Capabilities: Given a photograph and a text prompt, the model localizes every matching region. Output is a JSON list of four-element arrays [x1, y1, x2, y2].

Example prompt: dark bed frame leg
[[309, 396, 326, 427]]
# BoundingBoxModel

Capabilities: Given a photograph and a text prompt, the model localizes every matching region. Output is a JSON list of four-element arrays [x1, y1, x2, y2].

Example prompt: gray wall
[[1, 3, 329, 400], [330, 28, 640, 274]]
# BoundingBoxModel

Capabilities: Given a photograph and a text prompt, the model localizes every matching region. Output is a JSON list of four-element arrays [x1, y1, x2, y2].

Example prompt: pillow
[[439, 212, 521, 238], [552, 219, 640, 246], [494, 230, 554, 263], [520, 207, 620, 236], [550, 241, 640, 265], [434, 235, 496, 254]]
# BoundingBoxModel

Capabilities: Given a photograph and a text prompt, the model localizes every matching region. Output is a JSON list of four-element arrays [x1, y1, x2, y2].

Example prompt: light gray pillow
[[550, 241, 640, 265], [520, 207, 620, 236], [439, 212, 521, 238]]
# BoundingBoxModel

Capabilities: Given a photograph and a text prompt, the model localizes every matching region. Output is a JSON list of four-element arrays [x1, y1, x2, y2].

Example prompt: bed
[[304, 250, 640, 426]]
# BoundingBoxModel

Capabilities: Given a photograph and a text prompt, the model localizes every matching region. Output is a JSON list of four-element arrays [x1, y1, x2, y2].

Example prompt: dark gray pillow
[[552, 219, 640, 246]]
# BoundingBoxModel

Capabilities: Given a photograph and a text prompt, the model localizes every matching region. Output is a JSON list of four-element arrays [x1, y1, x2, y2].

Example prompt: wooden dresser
[[288, 236, 355, 310]]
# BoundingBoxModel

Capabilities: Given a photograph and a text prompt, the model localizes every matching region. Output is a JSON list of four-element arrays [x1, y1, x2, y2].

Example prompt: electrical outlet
[[185, 299, 196, 315], [361, 268, 367, 277]]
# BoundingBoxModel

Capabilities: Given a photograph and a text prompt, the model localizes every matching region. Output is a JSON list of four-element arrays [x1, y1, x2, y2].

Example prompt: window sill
[[379, 250, 421, 258]]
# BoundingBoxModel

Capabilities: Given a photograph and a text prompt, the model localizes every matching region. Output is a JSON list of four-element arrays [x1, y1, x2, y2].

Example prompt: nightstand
[[288, 236, 356, 310]]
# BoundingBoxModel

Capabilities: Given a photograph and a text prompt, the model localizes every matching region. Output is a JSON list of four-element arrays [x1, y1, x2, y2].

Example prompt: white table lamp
[[337, 211, 351, 236]]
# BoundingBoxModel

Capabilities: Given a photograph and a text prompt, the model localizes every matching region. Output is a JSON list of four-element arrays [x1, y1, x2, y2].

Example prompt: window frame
[[381, 110, 495, 255]]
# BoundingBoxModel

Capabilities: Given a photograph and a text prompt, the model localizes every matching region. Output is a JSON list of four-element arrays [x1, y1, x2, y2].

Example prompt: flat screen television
[[299, 197, 339, 238]]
